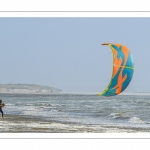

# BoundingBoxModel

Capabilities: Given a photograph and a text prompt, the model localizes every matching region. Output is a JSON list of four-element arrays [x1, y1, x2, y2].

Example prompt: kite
[[98, 43, 134, 96]]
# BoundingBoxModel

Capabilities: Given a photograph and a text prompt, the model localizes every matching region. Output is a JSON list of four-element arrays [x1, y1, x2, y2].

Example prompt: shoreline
[[1, 92, 150, 97], [0, 114, 150, 133]]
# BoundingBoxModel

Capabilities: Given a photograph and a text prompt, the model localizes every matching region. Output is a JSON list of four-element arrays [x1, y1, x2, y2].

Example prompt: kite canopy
[[98, 43, 134, 96]]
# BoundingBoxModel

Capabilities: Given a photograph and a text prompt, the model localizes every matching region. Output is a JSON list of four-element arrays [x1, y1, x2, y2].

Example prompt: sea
[[1, 93, 150, 133]]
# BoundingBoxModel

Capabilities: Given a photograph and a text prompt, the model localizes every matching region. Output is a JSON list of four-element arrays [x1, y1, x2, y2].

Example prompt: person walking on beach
[[0, 100, 5, 118]]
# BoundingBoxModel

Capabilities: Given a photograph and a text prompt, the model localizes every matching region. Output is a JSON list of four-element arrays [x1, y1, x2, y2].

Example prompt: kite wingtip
[[101, 43, 109, 45]]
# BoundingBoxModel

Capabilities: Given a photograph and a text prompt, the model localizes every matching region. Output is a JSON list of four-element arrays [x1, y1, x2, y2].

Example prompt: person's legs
[[0, 109, 3, 118]]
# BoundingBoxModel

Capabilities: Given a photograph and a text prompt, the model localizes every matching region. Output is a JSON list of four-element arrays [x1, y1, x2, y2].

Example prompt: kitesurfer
[[0, 100, 5, 118]]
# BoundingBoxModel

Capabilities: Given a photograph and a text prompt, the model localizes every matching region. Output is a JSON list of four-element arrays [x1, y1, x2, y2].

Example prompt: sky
[[0, 17, 149, 93]]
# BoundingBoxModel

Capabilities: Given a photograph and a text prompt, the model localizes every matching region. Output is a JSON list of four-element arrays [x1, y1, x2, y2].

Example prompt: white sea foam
[[128, 117, 145, 124], [109, 112, 126, 119]]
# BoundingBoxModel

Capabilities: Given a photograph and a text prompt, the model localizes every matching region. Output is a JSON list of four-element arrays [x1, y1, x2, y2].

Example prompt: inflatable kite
[[98, 43, 134, 96]]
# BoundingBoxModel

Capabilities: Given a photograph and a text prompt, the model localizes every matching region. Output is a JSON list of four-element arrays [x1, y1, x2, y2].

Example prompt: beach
[[0, 114, 150, 133], [0, 94, 150, 133]]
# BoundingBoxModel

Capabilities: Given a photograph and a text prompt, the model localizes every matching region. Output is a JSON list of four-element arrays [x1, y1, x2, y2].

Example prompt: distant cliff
[[0, 84, 62, 94]]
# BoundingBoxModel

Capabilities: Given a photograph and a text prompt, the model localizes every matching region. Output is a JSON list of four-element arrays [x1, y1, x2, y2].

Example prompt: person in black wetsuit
[[0, 100, 4, 118]]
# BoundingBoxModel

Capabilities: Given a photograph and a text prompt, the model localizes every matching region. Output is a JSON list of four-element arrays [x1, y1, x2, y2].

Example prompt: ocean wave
[[15, 102, 23, 106], [109, 112, 127, 119], [25, 104, 33, 106], [84, 105, 92, 108], [128, 117, 146, 124], [5, 103, 14, 106]]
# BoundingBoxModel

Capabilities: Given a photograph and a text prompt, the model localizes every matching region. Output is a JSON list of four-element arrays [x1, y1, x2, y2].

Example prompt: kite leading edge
[[98, 43, 134, 96]]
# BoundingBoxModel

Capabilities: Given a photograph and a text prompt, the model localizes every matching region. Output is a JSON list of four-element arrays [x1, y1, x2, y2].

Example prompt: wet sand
[[0, 114, 150, 133], [0, 114, 64, 133]]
